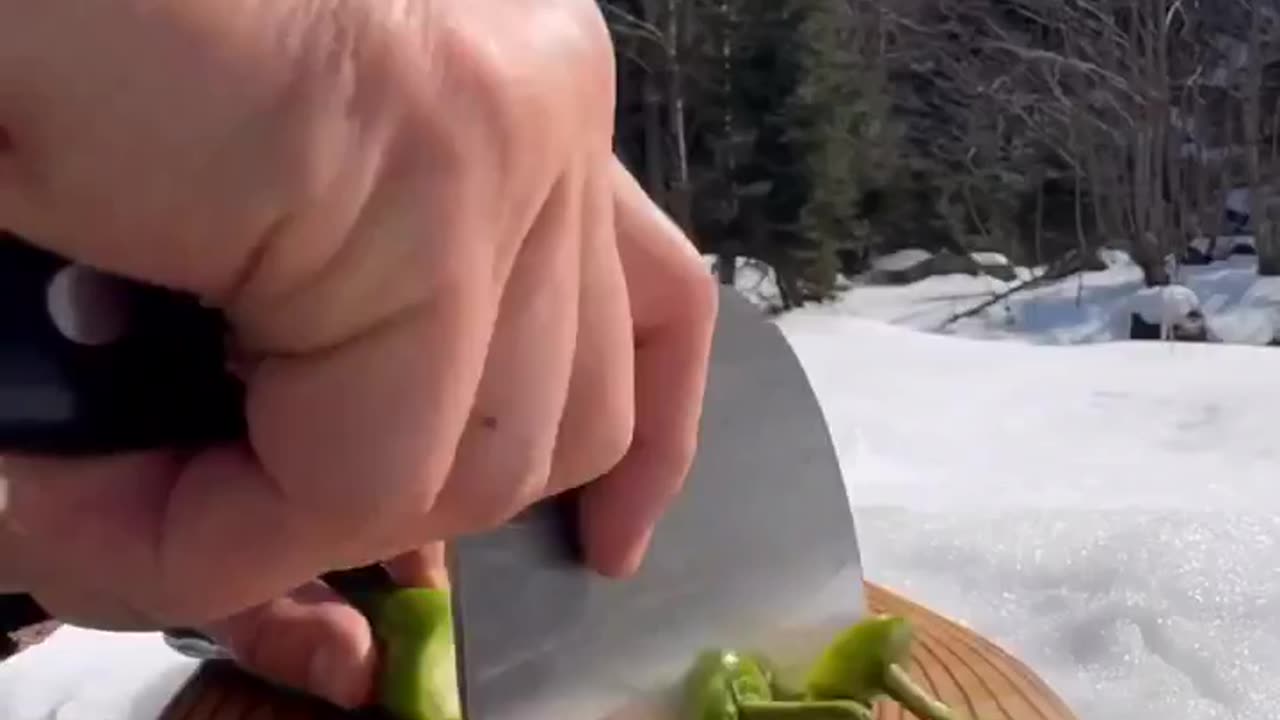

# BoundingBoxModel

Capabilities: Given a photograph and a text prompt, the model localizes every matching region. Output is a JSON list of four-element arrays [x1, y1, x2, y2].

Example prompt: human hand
[[0, 0, 716, 707]]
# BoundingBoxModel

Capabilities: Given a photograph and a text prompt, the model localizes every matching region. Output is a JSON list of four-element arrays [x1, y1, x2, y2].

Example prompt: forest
[[600, 0, 1280, 308]]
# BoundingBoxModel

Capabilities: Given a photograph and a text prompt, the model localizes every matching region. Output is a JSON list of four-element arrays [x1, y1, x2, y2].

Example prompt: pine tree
[[786, 0, 889, 300]]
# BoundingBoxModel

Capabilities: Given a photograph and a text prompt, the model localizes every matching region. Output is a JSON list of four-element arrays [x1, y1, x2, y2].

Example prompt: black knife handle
[[0, 233, 498, 666], [0, 231, 246, 455]]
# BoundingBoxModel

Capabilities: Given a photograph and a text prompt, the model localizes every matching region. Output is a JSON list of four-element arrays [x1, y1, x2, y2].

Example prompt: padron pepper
[[684, 649, 773, 720], [682, 649, 874, 720], [351, 586, 961, 720], [804, 615, 960, 720], [362, 587, 463, 720], [683, 614, 973, 720]]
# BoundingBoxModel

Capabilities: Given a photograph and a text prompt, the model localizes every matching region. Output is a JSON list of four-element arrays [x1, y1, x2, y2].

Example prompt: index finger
[[577, 159, 718, 578]]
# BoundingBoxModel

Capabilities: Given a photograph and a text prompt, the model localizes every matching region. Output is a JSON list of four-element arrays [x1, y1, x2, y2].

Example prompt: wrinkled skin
[[0, 0, 717, 707]]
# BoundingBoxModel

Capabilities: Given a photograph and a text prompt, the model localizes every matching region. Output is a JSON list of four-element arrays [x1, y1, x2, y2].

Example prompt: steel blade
[[451, 285, 864, 720]]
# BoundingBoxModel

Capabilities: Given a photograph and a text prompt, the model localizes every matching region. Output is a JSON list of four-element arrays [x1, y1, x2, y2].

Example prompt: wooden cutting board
[[158, 581, 1078, 720], [863, 582, 1077, 720]]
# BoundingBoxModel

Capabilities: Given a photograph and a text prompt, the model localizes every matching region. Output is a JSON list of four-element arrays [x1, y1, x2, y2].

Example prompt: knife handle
[[0, 231, 246, 455]]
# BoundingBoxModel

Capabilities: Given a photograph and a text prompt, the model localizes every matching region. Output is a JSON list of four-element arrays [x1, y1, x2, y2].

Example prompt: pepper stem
[[883, 664, 959, 720], [739, 699, 875, 720]]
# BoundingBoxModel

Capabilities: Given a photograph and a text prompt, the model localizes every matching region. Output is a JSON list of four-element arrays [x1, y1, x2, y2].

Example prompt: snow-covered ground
[[808, 251, 1280, 346], [715, 247, 1280, 346], [4, 257, 1280, 720], [0, 630, 200, 720], [782, 313, 1280, 720]]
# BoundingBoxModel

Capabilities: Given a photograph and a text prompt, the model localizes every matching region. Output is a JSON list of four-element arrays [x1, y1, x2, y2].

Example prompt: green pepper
[[367, 587, 462, 720], [682, 649, 874, 720], [804, 615, 959, 720], [683, 649, 772, 720]]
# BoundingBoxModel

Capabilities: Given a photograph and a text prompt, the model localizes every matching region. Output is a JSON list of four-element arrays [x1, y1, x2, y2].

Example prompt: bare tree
[[1238, 0, 1280, 273], [880, 0, 1280, 284], [602, 0, 696, 231]]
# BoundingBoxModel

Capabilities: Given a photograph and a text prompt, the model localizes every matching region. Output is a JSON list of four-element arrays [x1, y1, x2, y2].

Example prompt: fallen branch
[[939, 253, 1083, 328]]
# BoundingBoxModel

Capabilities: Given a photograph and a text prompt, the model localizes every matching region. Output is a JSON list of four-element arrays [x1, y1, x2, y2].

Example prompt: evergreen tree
[[786, 0, 889, 299]]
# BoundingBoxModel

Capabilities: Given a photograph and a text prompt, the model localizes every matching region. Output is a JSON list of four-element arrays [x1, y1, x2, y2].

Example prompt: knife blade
[[0, 231, 867, 720], [448, 287, 865, 720]]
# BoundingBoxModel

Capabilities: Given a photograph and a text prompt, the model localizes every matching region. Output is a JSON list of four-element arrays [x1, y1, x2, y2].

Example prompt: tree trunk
[[1033, 168, 1045, 267], [663, 0, 692, 232], [641, 68, 666, 201], [716, 252, 738, 286], [1245, 0, 1280, 274]]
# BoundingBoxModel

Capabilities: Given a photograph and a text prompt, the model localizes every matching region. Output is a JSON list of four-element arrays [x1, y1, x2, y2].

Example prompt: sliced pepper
[[804, 615, 959, 720], [367, 587, 462, 720], [682, 649, 874, 720], [683, 649, 773, 720]]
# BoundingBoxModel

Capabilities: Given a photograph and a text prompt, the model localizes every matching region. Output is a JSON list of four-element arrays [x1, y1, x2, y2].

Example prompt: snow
[[970, 250, 1011, 267], [0, 628, 199, 720], [869, 248, 1011, 272], [780, 314, 1280, 720], [1189, 236, 1256, 260], [6, 251, 1280, 719], [1129, 284, 1201, 325], [825, 251, 1280, 345], [1226, 187, 1250, 216], [702, 254, 785, 311], [870, 248, 933, 272]]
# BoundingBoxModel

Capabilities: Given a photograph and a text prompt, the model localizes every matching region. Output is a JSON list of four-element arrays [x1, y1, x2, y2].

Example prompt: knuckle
[[466, 481, 544, 532], [522, 0, 616, 84], [280, 475, 447, 562], [560, 2, 618, 106], [562, 8, 618, 142], [289, 468, 441, 534], [595, 407, 636, 478], [441, 3, 616, 144], [568, 397, 635, 485], [589, 385, 637, 477], [674, 256, 722, 329], [435, 23, 527, 136], [454, 430, 556, 530]]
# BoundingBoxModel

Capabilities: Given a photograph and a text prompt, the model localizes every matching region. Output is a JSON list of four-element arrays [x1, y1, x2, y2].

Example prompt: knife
[[0, 230, 866, 719]]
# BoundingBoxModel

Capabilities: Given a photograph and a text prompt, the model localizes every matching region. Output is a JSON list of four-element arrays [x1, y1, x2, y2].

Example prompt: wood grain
[[158, 581, 1078, 720], [864, 581, 1078, 720]]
